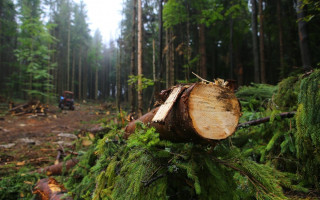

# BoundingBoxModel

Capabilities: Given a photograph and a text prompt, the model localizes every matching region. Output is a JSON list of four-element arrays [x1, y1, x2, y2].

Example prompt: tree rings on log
[[187, 83, 240, 139]]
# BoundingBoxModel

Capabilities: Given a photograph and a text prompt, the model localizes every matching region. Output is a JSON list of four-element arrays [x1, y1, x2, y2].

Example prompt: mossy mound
[[295, 69, 320, 188], [63, 123, 305, 200]]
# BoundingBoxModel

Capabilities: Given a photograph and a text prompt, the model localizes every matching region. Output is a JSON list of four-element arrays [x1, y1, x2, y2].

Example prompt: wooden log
[[36, 158, 79, 176], [33, 178, 73, 200], [125, 83, 241, 143]]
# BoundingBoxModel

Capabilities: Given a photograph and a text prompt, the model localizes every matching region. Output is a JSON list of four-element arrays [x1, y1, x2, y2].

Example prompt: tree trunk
[[296, 0, 311, 70], [116, 48, 121, 112], [199, 24, 207, 79], [154, 0, 163, 101], [125, 83, 241, 143], [165, 29, 170, 89], [169, 30, 175, 86], [67, 7, 71, 91], [229, 17, 234, 79], [251, 0, 260, 83], [72, 49, 75, 92], [259, 0, 266, 83], [95, 67, 98, 100], [153, 39, 156, 83], [78, 48, 82, 99], [277, 0, 285, 77], [137, 0, 143, 117], [130, 0, 137, 113]]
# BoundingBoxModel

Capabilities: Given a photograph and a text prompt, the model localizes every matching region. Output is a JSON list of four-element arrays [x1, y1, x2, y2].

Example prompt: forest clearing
[[1, 0, 320, 199]]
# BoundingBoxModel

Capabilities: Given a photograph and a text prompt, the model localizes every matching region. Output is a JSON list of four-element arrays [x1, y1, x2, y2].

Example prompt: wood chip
[[152, 86, 183, 123]]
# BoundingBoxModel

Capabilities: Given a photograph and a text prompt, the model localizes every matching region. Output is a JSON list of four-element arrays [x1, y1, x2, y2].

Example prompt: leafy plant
[[128, 75, 154, 91]]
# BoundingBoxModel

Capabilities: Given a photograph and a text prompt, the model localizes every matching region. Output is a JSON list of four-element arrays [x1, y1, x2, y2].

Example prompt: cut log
[[36, 158, 79, 176], [33, 178, 73, 200], [125, 83, 241, 143]]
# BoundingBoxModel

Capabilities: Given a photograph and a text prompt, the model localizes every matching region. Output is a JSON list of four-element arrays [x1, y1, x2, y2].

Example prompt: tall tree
[[137, 0, 143, 116], [130, 0, 137, 113], [259, 0, 266, 83], [277, 0, 285, 77], [15, 0, 56, 100], [251, 0, 260, 83], [0, 0, 17, 95], [296, 0, 311, 70]]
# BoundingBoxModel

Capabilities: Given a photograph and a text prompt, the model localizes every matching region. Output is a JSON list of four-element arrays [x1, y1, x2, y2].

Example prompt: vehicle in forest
[[59, 91, 75, 110]]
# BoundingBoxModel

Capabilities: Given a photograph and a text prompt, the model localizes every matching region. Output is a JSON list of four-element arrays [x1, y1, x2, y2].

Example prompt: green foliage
[[14, 0, 56, 101], [128, 75, 154, 91], [0, 172, 45, 199], [236, 83, 278, 112], [295, 69, 320, 188], [163, 0, 188, 29], [273, 76, 300, 111], [63, 122, 304, 200]]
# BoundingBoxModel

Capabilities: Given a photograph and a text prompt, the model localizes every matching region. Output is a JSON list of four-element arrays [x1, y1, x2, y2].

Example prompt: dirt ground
[[0, 102, 107, 177]]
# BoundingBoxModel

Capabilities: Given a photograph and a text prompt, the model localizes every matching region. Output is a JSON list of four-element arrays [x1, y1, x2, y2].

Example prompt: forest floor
[[0, 102, 108, 177]]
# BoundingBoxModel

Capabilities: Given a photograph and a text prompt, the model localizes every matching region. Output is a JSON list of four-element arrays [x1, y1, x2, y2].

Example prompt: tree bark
[[165, 29, 170, 89], [130, 0, 137, 113], [154, 0, 163, 101], [169, 30, 175, 86], [258, 0, 266, 83], [67, 3, 71, 91], [229, 17, 234, 79], [277, 0, 285, 77], [116, 47, 121, 112], [78, 48, 82, 99], [137, 0, 143, 117], [199, 23, 207, 79], [251, 0, 260, 83], [72, 49, 75, 92], [125, 83, 241, 143], [296, 0, 311, 70]]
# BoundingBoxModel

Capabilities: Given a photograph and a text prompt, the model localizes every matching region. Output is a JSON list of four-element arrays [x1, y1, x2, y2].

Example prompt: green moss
[[274, 76, 301, 111], [295, 69, 320, 188], [63, 123, 305, 200]]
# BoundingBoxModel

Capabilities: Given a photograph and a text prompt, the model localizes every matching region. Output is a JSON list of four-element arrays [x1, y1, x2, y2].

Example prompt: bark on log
[[33, 178, 73, 200], [36, 158, 79, 176], [125, 83, 241, 143]]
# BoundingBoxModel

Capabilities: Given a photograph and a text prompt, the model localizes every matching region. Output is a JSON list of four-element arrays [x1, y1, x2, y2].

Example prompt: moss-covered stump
[[295, 69, 320, 188]]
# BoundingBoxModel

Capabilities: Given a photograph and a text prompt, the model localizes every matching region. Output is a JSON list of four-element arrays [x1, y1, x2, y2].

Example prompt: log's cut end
[[188, 83, 241, 140]]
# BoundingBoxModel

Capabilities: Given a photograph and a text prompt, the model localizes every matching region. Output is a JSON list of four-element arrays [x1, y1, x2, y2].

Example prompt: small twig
[[192, 72, 213, 84], [142, 173, 166, 187]]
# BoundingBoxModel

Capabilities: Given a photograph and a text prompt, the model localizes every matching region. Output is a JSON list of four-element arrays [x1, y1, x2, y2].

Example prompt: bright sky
[[74, 0, 123, 43]]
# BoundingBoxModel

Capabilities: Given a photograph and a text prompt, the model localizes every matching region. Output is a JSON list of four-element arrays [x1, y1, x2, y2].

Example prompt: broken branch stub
[[125, 83, 241, 143]]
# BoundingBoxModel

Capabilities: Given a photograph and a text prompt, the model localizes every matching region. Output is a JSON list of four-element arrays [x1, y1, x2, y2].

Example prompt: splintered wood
[[9, 101, 48, 116], [152, 86, 183, 123]]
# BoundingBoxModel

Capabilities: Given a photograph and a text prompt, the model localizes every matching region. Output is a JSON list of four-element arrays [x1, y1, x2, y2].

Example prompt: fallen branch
[[33, 178, 73, 200], [36, 158, 79, 176], [237, 111, 296, 128]]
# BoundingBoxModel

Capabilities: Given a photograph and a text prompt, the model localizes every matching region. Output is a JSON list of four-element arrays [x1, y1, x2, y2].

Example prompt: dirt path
[[0, 103, 106, 176]]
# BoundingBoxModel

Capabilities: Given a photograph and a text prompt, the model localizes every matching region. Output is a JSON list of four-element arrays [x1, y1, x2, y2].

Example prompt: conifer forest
[[0, 0, 320, 199]]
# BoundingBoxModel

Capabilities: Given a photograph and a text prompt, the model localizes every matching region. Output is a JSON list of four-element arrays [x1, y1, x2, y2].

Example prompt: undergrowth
[[64, 122, 306, 200]]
